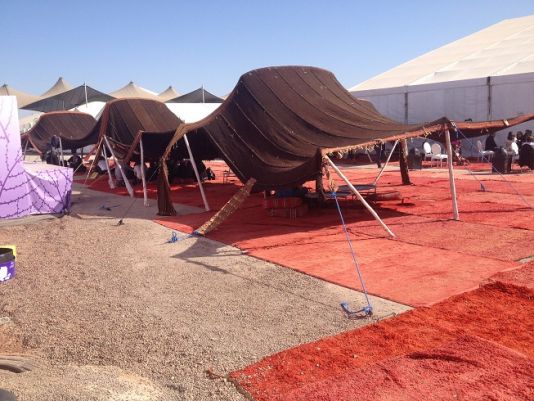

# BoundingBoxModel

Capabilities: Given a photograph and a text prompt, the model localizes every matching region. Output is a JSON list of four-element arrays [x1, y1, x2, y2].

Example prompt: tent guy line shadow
[[172, 255, 370, 314]]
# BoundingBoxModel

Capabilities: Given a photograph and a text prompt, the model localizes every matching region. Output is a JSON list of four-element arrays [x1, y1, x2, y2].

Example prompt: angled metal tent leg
[[325, 155, 395, 238], [373, 139, 399, 186], [444, 129, 460, 220], [184, 133, 210, 212], [103, 136, 134, 198], [139, 137, 149, 206], [83, 138, 102, 185], [58, 137, 64, 166], [101, 143, 115, 189]]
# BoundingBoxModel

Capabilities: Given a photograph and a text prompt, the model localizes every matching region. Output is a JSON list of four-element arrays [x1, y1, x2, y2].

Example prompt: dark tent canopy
[[24, 111, 98, 153], [157, 65, 534, 215], [166, 87, 223, 103], [22, 84, 114, 112], [94, 98, 183, 162]]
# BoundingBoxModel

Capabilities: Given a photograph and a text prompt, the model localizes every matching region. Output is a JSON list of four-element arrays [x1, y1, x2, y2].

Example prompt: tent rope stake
[[331, 192, 373, 318]]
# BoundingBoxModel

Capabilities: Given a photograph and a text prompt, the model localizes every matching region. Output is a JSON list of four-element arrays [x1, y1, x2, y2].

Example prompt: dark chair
[[518, 144, 534, 171]]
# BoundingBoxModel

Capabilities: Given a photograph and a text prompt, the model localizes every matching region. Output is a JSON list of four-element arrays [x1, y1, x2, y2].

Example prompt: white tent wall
[[350, 15, 534, 158], [73, 101, 106, 118], [406, 78, 488, 123], [166, 103, 221, 123], [491, 72, 534, 119], [353, 73, 534, 157]]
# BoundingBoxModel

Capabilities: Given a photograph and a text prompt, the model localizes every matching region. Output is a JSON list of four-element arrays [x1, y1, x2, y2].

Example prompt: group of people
[[485, 129, 534, 153], [484, 129, 534, 169]]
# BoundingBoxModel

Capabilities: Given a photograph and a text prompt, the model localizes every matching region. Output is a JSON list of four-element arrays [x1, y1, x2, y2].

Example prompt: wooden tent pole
[[444, 129, 460, 220], [325, 155, 395, 238], [183, 133, 210, 211], [399, 139, 411, 185], [373, 140, 398, 186], [103, 136, 134, 197], [139, 136, 149, 206]]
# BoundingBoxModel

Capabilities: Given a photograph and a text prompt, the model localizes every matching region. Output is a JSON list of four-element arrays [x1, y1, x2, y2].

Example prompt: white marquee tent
[[350, 15, 534, 151]]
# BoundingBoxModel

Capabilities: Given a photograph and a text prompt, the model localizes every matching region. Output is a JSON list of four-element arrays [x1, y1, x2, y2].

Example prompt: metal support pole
[[325, 155, 395, 238], [22, 139, 29, 161], [444, 129, 460, 221], [373, 140, 399, 186], [103, 136, 134, 197], [58, 137, 64, 166], [365, 149, 374, 163], [101, 143, 115, 189], [139, 137, 149, 206], [183, 134, 210, 211]]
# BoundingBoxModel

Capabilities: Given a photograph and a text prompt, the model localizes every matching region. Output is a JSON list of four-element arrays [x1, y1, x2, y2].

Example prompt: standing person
[[505, 132, 518, 156], [485, 132, 498, 151], [516, 131, 524, 150], [373, 142, 385, 168]]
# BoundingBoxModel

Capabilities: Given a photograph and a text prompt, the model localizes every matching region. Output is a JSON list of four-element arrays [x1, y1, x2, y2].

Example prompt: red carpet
[[80, 162, 534, 307], [156, 165, 534, 306], [230, 281, 534, 401], [282, 336, 533, 401]]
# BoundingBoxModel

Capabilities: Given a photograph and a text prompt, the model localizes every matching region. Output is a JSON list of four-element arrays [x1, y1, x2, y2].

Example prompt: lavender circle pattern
[[0, 97, 72, 219]]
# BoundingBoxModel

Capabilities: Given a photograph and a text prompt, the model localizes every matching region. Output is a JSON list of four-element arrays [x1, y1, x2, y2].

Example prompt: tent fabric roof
[[22, 85, 114, 112], [166, 87, 223, 103], [94, 98, 183, 162], [109, 82, 160, 100], [24, 111, 98, 153], [40, 77, 73, 97], [157, 65, 534, 215], [350, 15, 534, 91], [158, 86, 181, 102], [0, 84, 40, 108]]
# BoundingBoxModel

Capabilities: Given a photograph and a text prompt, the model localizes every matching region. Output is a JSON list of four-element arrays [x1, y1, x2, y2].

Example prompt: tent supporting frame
[[103, 136, 134, 198], [373, 139, 399, 186], [183, 134, 210, 212], [444, 129, 460, 220], [101, 143, 115, 189], [324, 155, 395, 238], [139, 137, 149, 206]]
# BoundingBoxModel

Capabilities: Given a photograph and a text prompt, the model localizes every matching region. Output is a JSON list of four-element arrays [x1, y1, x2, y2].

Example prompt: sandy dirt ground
[[0, 184, 408, 400]]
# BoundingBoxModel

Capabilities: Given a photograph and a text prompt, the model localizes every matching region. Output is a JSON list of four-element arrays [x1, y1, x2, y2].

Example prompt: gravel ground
[[0, 185, 409, 400]]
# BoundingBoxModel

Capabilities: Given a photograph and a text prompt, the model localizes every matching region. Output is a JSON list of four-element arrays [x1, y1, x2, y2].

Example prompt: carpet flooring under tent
[[80, 161, 534, 307], [229, 264, 534, 401]]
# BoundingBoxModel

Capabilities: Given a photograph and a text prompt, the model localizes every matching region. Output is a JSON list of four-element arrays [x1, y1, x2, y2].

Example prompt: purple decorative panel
[[0, 96, 72, 219]]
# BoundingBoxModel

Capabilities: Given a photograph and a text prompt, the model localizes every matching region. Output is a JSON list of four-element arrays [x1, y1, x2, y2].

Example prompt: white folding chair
[[422, 142, 433, 163], [477, 139, 494, 162], [430, 143, 447, 167]]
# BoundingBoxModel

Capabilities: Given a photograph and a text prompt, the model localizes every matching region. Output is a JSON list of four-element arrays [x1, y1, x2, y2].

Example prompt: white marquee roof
[[109, 81, 160, 100], [350, 15, 534, 91]]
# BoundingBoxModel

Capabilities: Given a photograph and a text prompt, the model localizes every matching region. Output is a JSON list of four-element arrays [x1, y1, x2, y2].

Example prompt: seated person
[[485, 132, 498, 151], [518, 132, 534, 169], [95, 156, 109, 175], [113, 162, 136, 186], [133, 164, 143, 182], [67, 151, 84, 171], [43, 146, 60, 165]]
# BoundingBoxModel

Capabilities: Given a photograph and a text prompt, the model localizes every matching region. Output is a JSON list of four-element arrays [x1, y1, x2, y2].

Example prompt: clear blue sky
[[3, 0, 534, 96]]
